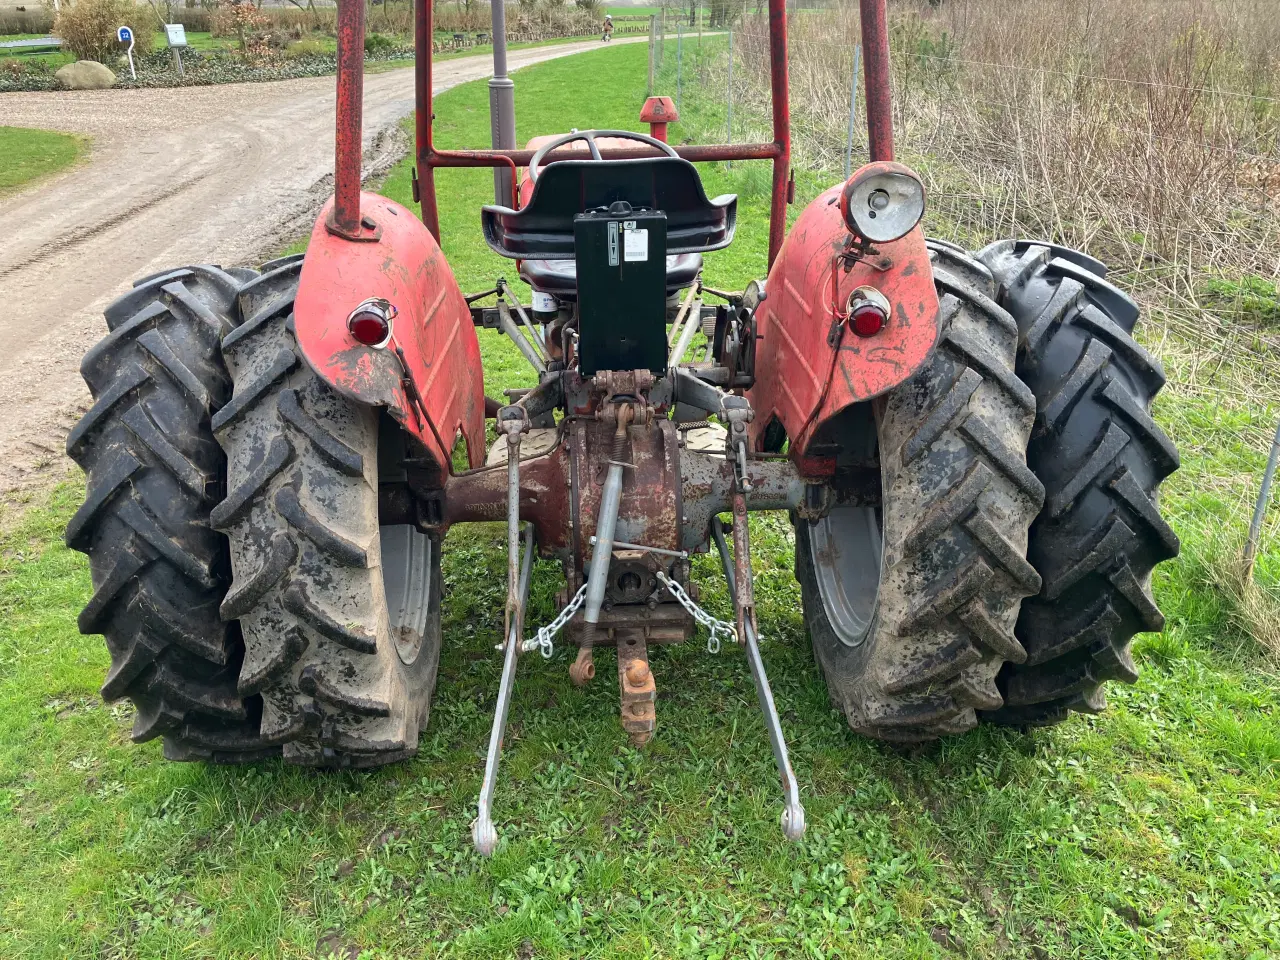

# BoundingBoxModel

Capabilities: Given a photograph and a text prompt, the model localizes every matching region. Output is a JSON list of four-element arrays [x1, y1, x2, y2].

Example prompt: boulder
[[55, 60, 116, 91]]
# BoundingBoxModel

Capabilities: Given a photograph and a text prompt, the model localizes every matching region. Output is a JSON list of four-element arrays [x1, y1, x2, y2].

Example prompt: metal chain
[[521, 583, 588, 659], [656, 572, 738, 654]]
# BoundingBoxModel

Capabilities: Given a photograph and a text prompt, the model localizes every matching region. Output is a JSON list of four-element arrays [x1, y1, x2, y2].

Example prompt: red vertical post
[[859, 0, 894, 162], [415, 0, 440, 240], [766, 0, 790, 269], [331, 0, 366, 238]]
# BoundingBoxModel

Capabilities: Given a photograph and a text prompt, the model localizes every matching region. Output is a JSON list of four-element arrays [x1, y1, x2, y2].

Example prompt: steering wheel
[[528, 129, 679, 182]]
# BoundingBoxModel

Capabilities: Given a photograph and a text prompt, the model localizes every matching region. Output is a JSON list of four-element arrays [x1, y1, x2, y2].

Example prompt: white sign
[[622, 222, 649, 262], [117, 25, 135, 80], [164, 23, 187, 47]]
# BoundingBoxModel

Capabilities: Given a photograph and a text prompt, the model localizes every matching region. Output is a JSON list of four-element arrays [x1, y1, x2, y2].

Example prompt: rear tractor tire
[[795, 245, 1046, 742], [212, 260, 443, 768], [67, 266, 277, 763], [975, 240, 1180, 727]]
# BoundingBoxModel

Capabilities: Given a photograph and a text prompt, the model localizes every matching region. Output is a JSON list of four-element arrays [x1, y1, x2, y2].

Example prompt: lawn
[[1, 41, 1278, 960], [0, 125, 83, 195]]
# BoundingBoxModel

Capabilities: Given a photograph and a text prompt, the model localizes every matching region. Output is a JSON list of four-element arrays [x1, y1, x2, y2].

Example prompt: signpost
[[116, 25, 135, 80], [165, 23, 187, 78]]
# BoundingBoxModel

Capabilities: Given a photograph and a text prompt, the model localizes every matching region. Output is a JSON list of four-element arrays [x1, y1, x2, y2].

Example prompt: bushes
[[365, 32, 396, 54], [206, 5, 331, 38], [0, 8, 55, 35], [54, 0, 154, 63]]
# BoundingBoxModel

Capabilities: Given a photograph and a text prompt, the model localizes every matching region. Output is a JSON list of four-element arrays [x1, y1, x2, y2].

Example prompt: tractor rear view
[[66, 0, 1178, 851]]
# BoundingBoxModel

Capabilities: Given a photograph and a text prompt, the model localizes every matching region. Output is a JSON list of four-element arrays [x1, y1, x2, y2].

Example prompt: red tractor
[[67, 0, 1178, 852]]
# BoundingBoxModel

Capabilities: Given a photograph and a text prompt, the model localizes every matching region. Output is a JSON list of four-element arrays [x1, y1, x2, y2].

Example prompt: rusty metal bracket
[[616, 630, 656, 746], [324, 210, 383, 243]]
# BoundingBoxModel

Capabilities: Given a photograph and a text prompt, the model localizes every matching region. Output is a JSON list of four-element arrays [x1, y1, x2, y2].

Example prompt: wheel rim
[[805, 402, 884, 649], [380, 524, 435, 665], [808, 506, 883, 648]]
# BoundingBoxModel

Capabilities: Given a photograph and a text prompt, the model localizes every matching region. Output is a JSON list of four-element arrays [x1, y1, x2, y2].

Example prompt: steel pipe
[[414, 0, 439, 238], [488, 0, 516, 206], [472, 523, 536, 856], [426, 141, 782, 170], [859, 0, 894, 162], [496, 302, 547, 375], [669, 297, 703, 366], [1244, 414, 1280, 575], [584, 408, 632, 628], [332, 0, 366, 237], [711, 517, 806, 842], [766, 0, 791, 268]]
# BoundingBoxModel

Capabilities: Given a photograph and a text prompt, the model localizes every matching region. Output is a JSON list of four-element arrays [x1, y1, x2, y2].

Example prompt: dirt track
[[0, 40, 629, 506]]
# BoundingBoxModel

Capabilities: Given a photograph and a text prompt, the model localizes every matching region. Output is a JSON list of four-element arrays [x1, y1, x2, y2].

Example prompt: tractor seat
[[482, 156, 736, 260], [519, 251, 703, 298]]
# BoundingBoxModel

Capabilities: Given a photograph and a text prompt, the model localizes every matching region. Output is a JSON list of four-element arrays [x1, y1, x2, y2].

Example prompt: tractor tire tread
[[214, 261, 441, 768], [975, 240, 1179, 726], [800, 243, 1043, 741], [67, 265, 273, 762]]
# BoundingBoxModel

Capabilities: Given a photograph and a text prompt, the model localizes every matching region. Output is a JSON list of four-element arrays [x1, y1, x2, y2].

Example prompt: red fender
[[294, 192, 486, 473], [747, 179, 940, 467]]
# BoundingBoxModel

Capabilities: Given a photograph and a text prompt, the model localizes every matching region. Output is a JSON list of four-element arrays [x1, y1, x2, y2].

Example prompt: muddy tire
[[66, 266, 277, 763], [213, 261, 442, 768], [795, 245, 1045, 742], [976, 240, 1180, 726]]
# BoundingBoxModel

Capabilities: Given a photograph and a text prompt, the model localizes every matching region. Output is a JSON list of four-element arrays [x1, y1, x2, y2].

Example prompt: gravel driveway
[[0, 40, 629, 506]]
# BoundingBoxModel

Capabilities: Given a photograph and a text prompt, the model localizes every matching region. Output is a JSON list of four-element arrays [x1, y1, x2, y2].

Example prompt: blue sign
[[116, 25, 132, 43]]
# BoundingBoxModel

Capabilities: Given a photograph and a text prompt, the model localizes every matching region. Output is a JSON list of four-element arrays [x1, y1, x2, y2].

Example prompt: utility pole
[[489, 0, 516, 206]]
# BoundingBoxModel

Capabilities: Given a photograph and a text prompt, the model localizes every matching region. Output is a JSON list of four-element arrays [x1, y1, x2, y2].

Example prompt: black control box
[[573, 207, 668, 376]]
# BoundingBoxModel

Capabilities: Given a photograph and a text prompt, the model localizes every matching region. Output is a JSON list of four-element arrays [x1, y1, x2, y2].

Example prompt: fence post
[[660, 2, 666, 66], [648, 15, 656, 96], [677, 22, 683, 114], [725, 27, 733, 168], [1245, 413, 1280, 577], [844, 44, 861, 179]]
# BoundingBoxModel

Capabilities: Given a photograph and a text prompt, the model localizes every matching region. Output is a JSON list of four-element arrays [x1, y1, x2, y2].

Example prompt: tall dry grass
[[718, 0, 1280, 651], [724, 0, 1280, 429]]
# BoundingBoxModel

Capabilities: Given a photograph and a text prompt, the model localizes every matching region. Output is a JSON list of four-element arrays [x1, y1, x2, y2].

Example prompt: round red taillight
[[850, 302, 887, 338], [346, 298, 396, 347]]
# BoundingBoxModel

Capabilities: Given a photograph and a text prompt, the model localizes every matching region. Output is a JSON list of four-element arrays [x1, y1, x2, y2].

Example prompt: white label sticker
[[531, 291, 557, 313], [623, 226, 649, 262]]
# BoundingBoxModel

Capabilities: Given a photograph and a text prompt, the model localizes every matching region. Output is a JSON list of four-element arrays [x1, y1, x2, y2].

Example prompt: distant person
[[602, 14, 614, 41]]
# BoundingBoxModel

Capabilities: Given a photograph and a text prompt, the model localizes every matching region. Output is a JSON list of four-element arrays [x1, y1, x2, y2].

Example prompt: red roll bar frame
[[330, 0, 896, 268]]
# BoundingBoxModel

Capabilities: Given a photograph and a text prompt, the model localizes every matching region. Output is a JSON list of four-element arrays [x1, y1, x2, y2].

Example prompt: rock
[[55, 60, 116, 91]]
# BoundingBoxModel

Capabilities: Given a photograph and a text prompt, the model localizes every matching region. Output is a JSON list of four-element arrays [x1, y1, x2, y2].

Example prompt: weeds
[[668, 0, 1280, 657]]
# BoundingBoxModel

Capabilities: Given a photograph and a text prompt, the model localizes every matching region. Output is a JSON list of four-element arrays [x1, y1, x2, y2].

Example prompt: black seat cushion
[[482, 157, 736, 260], [519, 252, 703, 297]]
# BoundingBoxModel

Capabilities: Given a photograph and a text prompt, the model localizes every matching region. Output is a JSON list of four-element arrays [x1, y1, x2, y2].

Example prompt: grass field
[[0, 125, 83, 195], [2, 41, 1279, 959]]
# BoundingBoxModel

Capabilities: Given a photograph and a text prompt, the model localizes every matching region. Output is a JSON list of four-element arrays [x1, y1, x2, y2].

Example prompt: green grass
[[3, 41, 1280, 960], [0, 125, 83, 195]]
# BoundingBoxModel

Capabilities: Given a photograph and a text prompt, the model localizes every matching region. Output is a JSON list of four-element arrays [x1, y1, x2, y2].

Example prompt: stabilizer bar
[[712, 516, 806, 842], [472, 522, 537, 856]]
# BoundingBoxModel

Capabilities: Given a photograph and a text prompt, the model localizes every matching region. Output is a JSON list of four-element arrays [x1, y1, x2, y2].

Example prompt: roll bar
[[330, 0, 897, 269]]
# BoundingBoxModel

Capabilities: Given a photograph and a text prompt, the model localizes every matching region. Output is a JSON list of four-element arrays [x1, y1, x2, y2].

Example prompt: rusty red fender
[[294, 192, 486, 472], [746, 181, 939, 464]]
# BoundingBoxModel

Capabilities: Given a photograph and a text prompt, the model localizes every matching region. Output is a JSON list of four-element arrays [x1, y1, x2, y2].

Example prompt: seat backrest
[[481, 157, 737, 260]]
